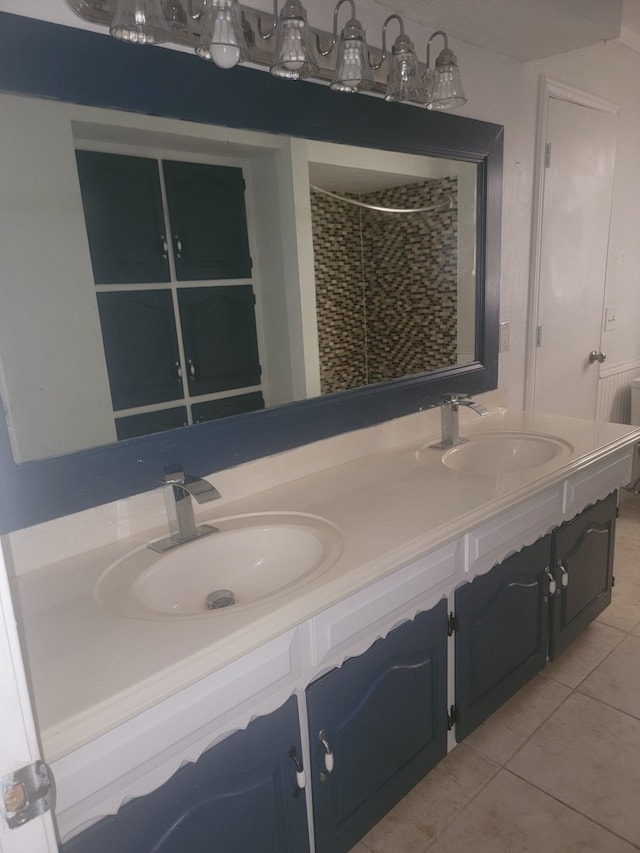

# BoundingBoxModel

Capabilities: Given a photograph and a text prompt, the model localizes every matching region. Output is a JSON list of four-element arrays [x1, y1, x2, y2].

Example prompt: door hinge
[[447, 612, 458, 636], [447, 705, 458, 731], [612, 575, 615, 587], [1, 761, 52, 829], [545, 142, 552, 168], [536, 325, 543, 348]]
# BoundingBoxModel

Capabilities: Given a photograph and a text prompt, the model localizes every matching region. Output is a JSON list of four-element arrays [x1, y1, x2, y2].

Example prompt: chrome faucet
[[148, 468, 222, 553], [432, 393, 490, 448]]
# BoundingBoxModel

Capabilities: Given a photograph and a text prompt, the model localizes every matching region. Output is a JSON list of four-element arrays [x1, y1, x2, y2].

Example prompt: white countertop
[[13, 406, 640, 762]]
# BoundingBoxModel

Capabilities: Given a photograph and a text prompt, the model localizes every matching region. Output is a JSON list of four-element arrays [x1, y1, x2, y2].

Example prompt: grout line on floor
[[498, 767, 640, 851], [421, 756, 503, 850]]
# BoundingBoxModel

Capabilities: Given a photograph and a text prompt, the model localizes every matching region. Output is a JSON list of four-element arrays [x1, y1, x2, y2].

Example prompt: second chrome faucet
[[432, 393, 490, 448]]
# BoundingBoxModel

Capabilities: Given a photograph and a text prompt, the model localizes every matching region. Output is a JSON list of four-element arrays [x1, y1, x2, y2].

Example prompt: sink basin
[[96, 513, 342, 620], [418, 431, 573, 474]]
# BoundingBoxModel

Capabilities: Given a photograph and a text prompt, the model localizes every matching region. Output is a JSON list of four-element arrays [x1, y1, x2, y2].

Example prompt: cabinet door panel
[[307, 601, 448, 853], [550, 491, 616, 659], [163, 161, 252, 281], [178, 286, 261, 395], [76, 150, 170, 284], [455, 535, 551, 741], [63, 696, 309, 853], [97, 290, 182, 410]]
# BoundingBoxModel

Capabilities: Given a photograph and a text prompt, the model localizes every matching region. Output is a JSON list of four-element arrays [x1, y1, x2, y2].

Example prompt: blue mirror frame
[[0, 12, 502, 533]]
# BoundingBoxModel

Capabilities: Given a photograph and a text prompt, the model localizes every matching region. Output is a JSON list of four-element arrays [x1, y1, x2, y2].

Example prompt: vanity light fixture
[[109, 0, 171, 43], [374, 14, 429, 104], [424, 30, 466, 111], [317, 0, 374, 93], [195, 0, 249, 69], [259, 0, 319, 80], [77, 0, 469, 110]]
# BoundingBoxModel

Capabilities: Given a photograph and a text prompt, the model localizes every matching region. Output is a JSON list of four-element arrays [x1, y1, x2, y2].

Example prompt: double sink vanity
[[0, 12, 634, 852], [11, 397, 640, 852]]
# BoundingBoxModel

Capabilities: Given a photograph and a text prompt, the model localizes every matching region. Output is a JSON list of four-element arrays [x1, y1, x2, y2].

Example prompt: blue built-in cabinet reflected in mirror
[[0, 12, 502, 533]]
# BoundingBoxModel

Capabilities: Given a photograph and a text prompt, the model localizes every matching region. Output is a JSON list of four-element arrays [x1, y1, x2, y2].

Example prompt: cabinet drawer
[[563, 450, 632, 517], [310, 542, 457, 669], [465, 485, 562, 579]]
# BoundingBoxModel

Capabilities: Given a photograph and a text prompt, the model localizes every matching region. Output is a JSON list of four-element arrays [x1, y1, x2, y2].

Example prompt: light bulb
[[211, 12, 240, 68], [195, 0, 248, 69]]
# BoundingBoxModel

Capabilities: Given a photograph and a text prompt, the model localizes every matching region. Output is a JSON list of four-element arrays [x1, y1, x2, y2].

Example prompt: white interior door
[[0, 542, 58, 852], [529, 86, 618, 419]]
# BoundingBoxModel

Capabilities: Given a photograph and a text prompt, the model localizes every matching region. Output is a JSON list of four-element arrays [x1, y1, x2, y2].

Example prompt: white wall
[[1, 0, 639, 411]]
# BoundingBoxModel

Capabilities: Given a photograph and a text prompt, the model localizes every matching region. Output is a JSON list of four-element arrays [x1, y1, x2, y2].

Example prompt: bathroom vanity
[[11, 404, 638, 852]]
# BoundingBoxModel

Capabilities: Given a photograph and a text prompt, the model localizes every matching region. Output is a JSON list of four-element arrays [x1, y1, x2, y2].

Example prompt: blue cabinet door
[[550, 491, 616, 659], [177, 286, 262, 395], [63, 696, 310, 853], [75, 150, 171, 285], [306, 601, 448, 853], [454, 535, 552, 741], [163, 160, 252, 281], [97, 290, 183, 410]]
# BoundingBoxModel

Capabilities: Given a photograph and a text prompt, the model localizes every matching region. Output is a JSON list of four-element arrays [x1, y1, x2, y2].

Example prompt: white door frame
[[524, 75, 619, 411], [0, 538, 59, 852]]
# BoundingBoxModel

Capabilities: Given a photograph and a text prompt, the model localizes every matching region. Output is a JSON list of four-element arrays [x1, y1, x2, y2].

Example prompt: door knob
[[588, 350, 606, 364]]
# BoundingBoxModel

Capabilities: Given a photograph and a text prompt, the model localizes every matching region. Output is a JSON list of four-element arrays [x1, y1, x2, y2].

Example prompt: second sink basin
[[419, 431, 573, 474], [96, 512, 343, 620]]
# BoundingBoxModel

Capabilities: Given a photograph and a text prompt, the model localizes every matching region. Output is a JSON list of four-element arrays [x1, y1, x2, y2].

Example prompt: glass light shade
[[427, 47, 466, 110], [110, 0, 170, 44], [330, 17, 375, 93], [196, 0, 249, 70], [385, 33, 429, 103], [271, 0, 318, 79]]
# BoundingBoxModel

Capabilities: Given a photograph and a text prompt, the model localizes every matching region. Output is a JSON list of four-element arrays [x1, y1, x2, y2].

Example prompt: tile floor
[[350, 494, 640, 853]]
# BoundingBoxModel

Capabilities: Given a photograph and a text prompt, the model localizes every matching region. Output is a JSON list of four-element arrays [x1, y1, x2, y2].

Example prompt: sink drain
[[206, 589, 236, 610]]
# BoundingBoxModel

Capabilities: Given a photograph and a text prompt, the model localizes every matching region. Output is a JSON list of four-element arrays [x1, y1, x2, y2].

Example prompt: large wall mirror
[[0, 12, 502, 533]]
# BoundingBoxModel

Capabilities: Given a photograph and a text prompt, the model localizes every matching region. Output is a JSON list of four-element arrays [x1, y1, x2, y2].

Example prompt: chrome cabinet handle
[[289, 747, 306, 796], [187, 359, 196, 378], [161, 235, 169, 259], [175, 361, 182, 380], [588, 350, 606, 364], [545, 566, 556, 596], [174, 234, 183, 258], [319, 729, 334, 781], [557, 560, 569, 588]]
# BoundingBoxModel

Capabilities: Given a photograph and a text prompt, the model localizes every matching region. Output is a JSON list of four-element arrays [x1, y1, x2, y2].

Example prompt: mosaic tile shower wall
[[311, 177, 458, 395]]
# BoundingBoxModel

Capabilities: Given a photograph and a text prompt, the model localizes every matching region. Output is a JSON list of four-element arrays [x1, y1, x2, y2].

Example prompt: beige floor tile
[[597, 574, 640, 632], [427, 769, 638, 853], [610, 536, 640, 579], [617, 494, 640, 526], [578, 635, 640, 719], [464, 675, 570, 765], [507, 692, 640, 846], [348, 843, 373, 853], [359, 743, 498, 853], [543, 621, 624, 688]]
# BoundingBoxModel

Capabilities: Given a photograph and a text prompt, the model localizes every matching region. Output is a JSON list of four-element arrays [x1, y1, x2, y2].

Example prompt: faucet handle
[[163, 468, 185, 486], [442, 392, 468, 405]]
